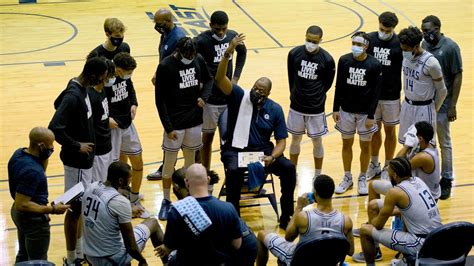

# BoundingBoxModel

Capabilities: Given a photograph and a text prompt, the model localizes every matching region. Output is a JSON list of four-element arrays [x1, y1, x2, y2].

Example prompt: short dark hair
[[415, 121, 434, 143], [107, 161, 131, 185], [176, 37, 197, 55], [389, 157, 412, 178], [398, 26, 423, 47], [422, 15, 441, 29], [306, 25, 323, 37], [313, 174, 335, 199], [82, 57, 108, 79], [113, 52, 136, 71], [379, 11, 399, 28], [210, 11, 228, 25], [351, 31, 370, 45]]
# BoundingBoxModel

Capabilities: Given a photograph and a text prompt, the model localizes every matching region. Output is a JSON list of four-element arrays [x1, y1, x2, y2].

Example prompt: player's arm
[[285, 195, 309, 242], [154, 63, 174, 133], [323, 56, 336, 92], [332, 58, 344, 121], [370, 188, 399, 229], [215, 34, 245, 95], [449, 71, 462, 121], [287, 50, 295, 92], [119, 222, 147, 265], [367, 65, 383, 119], [396, 145, 410, 158], [48, 93, 81, 151], [409, 152, 434, 174], [428, 59, 447, 111], [343, 215, 355, 256], [232, 37, 247, 84]]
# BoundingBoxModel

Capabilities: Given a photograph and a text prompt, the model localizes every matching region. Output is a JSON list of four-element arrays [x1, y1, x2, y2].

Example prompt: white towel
[[173, 196, 212, 236], [232, 90, 253, 149]]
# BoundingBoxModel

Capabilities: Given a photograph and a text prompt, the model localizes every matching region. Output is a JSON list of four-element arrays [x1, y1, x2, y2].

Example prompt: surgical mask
[[110, 37, 124, 47], [180, 54, 194, 65], [378, 31, 393, 41], [121, 74, 132, 80], [250, 88, 266, 105], [38, 144, 54, 160], [423, 31, 438, 44], [403, 51, 415, 61], [351, 45, 364, 57], [305, 41, 319, 53], [154, 23, 165, 34], [212, 34, 226, 41], [105, 77, 116, 87]]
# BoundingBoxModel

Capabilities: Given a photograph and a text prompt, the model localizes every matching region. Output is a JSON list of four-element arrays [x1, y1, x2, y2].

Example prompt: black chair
[[278, 227, 349, 266], [412, 221, 474, 265]]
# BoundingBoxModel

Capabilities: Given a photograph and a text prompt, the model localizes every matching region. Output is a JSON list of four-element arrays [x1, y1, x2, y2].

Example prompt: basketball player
[[366, 12, 403, 179], [155, 37, 212, 220], [90, 18, 130, 60], [195, 10, 247, 170], [287, 25, 335, 177], [397, 26, 447, 144], [333, 32, 382, 195]]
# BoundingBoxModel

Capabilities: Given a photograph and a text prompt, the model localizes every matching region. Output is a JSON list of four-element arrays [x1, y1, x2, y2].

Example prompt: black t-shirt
[[288, 45, 336, 114], [88, 87, 111, 155], [164, 196, 242, 266], [367, 32, 403, 100], [195, 30, 247, 105], [105, 77, 138, 129], [89, 43, 131, 60], [333, 53, 382, 119], [155, 54, 212, 132]]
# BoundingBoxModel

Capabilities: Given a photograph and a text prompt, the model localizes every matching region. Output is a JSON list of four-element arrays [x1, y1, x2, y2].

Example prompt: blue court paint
[[145, 11, 154, 20], [44, 61, 65, 66], [19, 0, 36, 3]]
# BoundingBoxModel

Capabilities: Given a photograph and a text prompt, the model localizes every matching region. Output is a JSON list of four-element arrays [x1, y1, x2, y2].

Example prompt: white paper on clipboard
[[52, 182, 84, 205], [238, 151, 265, 168]]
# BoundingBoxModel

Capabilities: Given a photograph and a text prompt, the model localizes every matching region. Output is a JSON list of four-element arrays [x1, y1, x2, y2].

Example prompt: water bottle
[[307, 192, 315, 204], [392, 216, 404, 231]]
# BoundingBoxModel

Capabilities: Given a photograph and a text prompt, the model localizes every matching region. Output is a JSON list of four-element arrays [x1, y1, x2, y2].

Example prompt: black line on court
[[353, 0, 379, 17], [325, 0, 364, 43], [378, 0, 416, 26], [231, 0, 283, 47], [0, 12, 78, 56]]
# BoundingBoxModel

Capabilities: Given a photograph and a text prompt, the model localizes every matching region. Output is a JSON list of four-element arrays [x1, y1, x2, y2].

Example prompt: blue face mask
[[403, 51, 415, 61], [351, 45, 364, 57]]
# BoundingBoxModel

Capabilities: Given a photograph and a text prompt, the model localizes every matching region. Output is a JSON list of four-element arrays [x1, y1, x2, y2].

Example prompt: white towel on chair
[[173, 196, 212, 236], [232, 90, 253, 149]]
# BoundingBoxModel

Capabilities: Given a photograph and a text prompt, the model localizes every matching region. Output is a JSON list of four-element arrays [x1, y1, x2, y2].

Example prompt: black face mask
[[38, 145, 54, 160], [250, 88, 266, 105], [423, 31, 439, 44], [110, 37, 124, 47], [154, 23, 166, 34]]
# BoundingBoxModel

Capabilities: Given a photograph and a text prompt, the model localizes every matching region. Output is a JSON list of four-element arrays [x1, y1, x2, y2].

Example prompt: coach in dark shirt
[[9, 127, 69, 263]]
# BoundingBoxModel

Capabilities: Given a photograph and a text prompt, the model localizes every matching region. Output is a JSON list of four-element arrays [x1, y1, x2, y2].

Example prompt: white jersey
[[412, 147, 441, 199], [299, 209, 345, 242], [402, 51, 443, 101], [397, 177, 442, 236], [82, 181, 132, 257]]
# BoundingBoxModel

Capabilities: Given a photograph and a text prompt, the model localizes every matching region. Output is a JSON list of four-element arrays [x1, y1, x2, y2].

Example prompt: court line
[[353, 0, 379, 17], [231, 0, 283, 47], [0, 0, 90, 6], [378, 0, 416, 26], [324, 0, 364, 42]]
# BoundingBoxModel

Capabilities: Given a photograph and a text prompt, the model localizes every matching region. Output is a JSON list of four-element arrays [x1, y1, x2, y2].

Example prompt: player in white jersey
[[257, 175, 354, 265], [82, 162, 165, 266], [398, 26, 447, 144], [353, 157, 442, 264]]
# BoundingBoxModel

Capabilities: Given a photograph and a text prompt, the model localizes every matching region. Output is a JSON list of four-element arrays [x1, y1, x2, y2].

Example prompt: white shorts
[[202, 104, 227, 133], [92, 152, 113, 183], [162, 124, 203, 152], [398, 101, 436, 144], [374, 100, 401, 126], [371, 228, 425, 256], [264, 233, 295, 266], [85, 223, 150, 266], [335, 109, 378, 141], [111, 123, 142, 161], [287, 109, 328, 138], [64, 165, 93, 191]]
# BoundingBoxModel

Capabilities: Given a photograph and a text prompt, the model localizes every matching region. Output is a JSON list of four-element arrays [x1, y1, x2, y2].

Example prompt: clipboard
[[52, 182, 84, 205], [238, 151, 265, 168]]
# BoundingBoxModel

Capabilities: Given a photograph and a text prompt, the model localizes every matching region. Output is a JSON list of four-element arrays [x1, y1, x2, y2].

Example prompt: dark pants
[[11, 203, 51, 262], [221, 148, 296, 222]]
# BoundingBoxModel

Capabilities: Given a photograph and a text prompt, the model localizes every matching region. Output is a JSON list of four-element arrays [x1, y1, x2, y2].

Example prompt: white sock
[[130, 192, 139, 203], [359, 172, 366, 178], [315, 169, 322, 176], [371, 156, 379, 165], [163, 188, 171, 200], [344, 171, 352, 178], [75, 237, 83, 259], [67, 249, 76, 263]]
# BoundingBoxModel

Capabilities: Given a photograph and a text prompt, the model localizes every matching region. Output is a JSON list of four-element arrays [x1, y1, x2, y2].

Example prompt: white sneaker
[[380, 165, 389, 181], [366, 162, 381, 180], [132, 200, 150, 219], [335, 175, 353, 194], [358, 175, 368, 195]]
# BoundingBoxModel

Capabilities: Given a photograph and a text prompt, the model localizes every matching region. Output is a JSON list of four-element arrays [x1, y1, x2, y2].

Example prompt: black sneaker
[[439, 177, 452, 200], [147, 169, 163, 180], [158, 199, 172, 221]]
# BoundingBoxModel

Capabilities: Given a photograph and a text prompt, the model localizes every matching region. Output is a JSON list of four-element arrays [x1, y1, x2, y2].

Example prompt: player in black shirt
[[366, 12, 403, 180], [195, 10, 247, 171], [332, 32, 382, 196], [155, 37, 212, 220], [105, 52, 149, 218], [89, 18, 131, 60], [287, 25, 335, 178]]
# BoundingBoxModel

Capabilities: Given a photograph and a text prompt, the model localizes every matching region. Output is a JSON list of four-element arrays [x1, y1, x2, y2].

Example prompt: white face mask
[[181, 57, 194, 65], [305, 41, 319, 53], [402, 51, 415, 61], [121, 74, 132, 80], [351, 45, 364, 57], [378, 31, 393, 41], [212, 34, 226, 41], [105, 77, 116, 87]]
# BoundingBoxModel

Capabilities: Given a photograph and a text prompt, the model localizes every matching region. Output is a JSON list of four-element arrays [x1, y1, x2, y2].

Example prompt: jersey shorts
[[264, 233, 296, 266], [64, 165, 93, 191], [92, 151, 113, 183], [374, 99, 401, 126], [398, 101, 436, 144], [335, 108, 378, 141], [202, 104, 227, 133], [111, 123, 142, 161], [162, 124, 203, 152], [372, 227, 425, 256], [287, 108, 328, 138], [85, 223, 151, 266]]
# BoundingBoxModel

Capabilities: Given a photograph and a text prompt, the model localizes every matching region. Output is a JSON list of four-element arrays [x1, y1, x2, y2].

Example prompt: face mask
[[305, 41, 319, 53], [38, 144, 54, 160], [378, 31, 393, 41], [250, 88, 266, 105], [351, 45, 364, 57], [180, 54, 194, 65], [105, 77, 116, 87], [212, 34, 226, 41], [423, 31, 438, 44], [121, 74, 132, 80], [402, 50, 415, 61], [110, 37, 124, 47], [154, 23, 165, 34]]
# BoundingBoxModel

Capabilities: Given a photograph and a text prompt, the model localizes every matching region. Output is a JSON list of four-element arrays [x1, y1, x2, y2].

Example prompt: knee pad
[[289, 135, 303, 155], [312, 137, 324, 158]]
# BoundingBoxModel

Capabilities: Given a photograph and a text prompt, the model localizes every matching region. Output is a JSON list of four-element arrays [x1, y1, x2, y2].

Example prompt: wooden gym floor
[[0, 0, 473, 264]]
